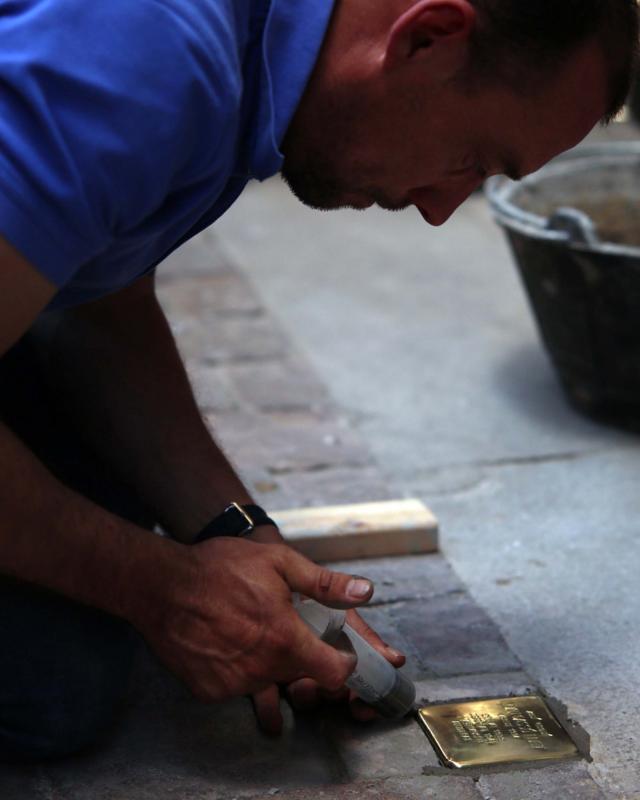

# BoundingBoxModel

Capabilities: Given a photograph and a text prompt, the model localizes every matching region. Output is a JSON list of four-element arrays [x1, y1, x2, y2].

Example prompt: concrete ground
[[3, 124, 639, 799]]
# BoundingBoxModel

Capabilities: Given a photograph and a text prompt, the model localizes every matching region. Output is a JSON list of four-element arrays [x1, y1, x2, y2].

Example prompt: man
[[0, 0, 637, 761]]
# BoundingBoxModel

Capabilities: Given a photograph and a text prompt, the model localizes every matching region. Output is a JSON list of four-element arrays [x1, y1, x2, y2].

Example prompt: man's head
[[281, 0, 639, 225], [464, 0, 637, 116]]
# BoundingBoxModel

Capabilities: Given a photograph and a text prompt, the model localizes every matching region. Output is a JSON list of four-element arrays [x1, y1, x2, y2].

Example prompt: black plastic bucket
[[486, 142, 640, 427]]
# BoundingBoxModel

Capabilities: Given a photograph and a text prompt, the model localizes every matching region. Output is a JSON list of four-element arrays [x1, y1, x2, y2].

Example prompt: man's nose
[[423, 180, 482, 227]]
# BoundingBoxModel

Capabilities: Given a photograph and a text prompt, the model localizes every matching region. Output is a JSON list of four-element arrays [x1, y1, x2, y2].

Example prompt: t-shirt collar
[[249, 0, 335, 180]]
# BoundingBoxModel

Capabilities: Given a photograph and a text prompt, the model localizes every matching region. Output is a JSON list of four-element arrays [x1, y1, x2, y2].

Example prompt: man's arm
[[33, 273, 258, 542], [19, 261, 404, 729], [0, 236, 166, 618], [0, 238, 370, 703]]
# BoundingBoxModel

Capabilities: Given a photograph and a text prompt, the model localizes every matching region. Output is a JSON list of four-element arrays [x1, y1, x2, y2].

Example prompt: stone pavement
[[1, 228, 600, 799], [209, 122, 640, 800]]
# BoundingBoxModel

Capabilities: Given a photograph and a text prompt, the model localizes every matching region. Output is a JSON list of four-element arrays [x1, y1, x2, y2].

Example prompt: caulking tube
[[294, 596, 416, 718]]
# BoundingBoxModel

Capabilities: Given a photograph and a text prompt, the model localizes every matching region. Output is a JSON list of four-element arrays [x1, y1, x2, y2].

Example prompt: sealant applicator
[[295, 596, 416, 718]]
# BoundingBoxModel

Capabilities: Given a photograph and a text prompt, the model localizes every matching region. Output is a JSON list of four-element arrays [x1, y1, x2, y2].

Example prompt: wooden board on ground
[[272, 498, 438, 562]]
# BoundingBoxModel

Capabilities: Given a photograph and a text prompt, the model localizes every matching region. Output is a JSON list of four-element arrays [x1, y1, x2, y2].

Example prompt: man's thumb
[[279, 548, 374, 609]]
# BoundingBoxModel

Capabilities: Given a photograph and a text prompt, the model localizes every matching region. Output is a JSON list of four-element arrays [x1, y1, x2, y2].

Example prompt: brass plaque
[[417, 695, 579, 769]]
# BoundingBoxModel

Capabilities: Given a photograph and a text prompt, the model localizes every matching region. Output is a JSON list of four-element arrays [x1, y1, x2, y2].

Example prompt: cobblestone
[[227, 358, 330, 413], [257, 465, 393, 510], [412, 671, 536, 707], [393, 595, 522, 677], [157, 272, 263, 317], [351, 604, 433, 682], [188, 363, 242, 413], [211, 411, 374, 479], [328, 554, 466, 607], [171, 314, 288, 365], [157, 232, 391, 514]]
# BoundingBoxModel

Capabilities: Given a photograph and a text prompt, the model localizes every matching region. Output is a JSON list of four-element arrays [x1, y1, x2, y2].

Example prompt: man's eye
[[450, 160, 487, 179]]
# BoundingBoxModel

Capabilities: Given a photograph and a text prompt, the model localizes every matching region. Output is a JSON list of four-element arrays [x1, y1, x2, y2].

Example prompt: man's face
[[281, 38, 609, 226]]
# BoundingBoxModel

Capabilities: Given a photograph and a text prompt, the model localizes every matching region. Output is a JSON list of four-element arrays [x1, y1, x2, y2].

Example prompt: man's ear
[[383, 0, 476, 73]]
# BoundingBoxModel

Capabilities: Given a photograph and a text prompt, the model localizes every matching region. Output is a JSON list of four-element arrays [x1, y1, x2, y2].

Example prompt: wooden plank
[[272, 498, 438, 562]]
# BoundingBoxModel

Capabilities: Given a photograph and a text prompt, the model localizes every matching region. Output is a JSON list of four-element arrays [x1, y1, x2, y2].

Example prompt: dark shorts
[[0, 333, 155, 762]]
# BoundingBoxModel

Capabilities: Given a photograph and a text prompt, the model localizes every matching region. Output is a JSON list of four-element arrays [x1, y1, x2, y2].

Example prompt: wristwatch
[[194, 502, 276, 543]]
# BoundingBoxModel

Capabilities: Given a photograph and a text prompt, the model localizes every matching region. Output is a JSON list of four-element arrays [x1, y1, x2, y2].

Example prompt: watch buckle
[[226, 502, 254, 536]]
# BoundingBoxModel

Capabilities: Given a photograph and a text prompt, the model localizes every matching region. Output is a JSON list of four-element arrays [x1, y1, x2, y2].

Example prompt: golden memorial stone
[[417, 695, 579, 769]]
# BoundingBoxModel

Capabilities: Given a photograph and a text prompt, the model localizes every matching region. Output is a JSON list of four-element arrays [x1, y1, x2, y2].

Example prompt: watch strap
[[194, 502, 276, 543]]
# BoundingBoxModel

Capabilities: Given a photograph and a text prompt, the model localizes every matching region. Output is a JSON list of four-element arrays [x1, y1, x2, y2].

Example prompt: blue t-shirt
[[0, 0, 334, 310]]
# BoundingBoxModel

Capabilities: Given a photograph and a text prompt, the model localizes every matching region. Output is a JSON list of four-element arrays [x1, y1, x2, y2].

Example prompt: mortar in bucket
[[486, 141, 640, 428]]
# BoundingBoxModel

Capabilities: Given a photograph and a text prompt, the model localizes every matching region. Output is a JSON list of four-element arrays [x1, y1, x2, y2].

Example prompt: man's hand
[[243, 524, 406, 733], [251, 607, 406, 734], [128, 536, 375, 702]]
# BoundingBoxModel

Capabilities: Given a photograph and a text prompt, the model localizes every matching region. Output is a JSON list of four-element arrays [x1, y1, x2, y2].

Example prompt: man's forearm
[[0, 418, 356, 711], [34, 276, 260, 543], [0, 419, 178, 620]]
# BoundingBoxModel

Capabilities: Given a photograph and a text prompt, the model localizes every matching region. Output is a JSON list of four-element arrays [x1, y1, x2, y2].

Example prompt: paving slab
[[246, 776, 481, 800], [393, 595, 522, 677], [258, 464, 393, 510], [212, 171, 631, 480], [157, 272, 264, 316], [476, 762, 608, 800], [411, 671, 536, 706], [423, 448, 640, 799], [328, 552, 467, 607], [155, 228, 234, 280], [211, 410, 374, 477], [228, 359, 329, 413], [44, 703, 343, 800]]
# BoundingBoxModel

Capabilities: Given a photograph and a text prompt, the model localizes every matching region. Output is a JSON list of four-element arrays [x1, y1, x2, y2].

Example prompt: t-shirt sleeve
[[0, 0, 238, 287]]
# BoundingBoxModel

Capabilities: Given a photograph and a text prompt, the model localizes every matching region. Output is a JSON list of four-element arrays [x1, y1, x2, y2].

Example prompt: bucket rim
[[485, 141, 640, 257]]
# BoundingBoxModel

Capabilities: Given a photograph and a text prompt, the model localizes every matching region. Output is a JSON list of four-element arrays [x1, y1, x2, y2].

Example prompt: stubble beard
[[280, 155, 351, 210], [281, 149, 409, 213], [280, 81, 406, 212]]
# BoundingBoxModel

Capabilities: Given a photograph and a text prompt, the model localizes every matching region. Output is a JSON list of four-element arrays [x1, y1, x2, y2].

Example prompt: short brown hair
[[467, 0, 639, 121]]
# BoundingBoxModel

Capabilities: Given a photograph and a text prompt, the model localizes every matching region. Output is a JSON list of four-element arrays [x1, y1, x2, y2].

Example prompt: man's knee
[[0, 653, 133, 762], [0, 583, 138, 762]]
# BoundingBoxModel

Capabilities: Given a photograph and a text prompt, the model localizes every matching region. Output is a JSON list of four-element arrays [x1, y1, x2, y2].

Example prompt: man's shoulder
[[0, 0, 255, 294], [0, 0, 250, 87]]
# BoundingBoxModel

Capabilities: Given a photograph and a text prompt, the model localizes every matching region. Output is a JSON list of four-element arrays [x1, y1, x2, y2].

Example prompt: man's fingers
[[286, 677, 320, 710], [346, 609, 406, 667], [286, 678, 351, 710], [319, 684, 350, 704], [276, 547, 374, 609], [349, 694, 379, 722], [251, 684, 283, 736], [293, 626, 357, 691]]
